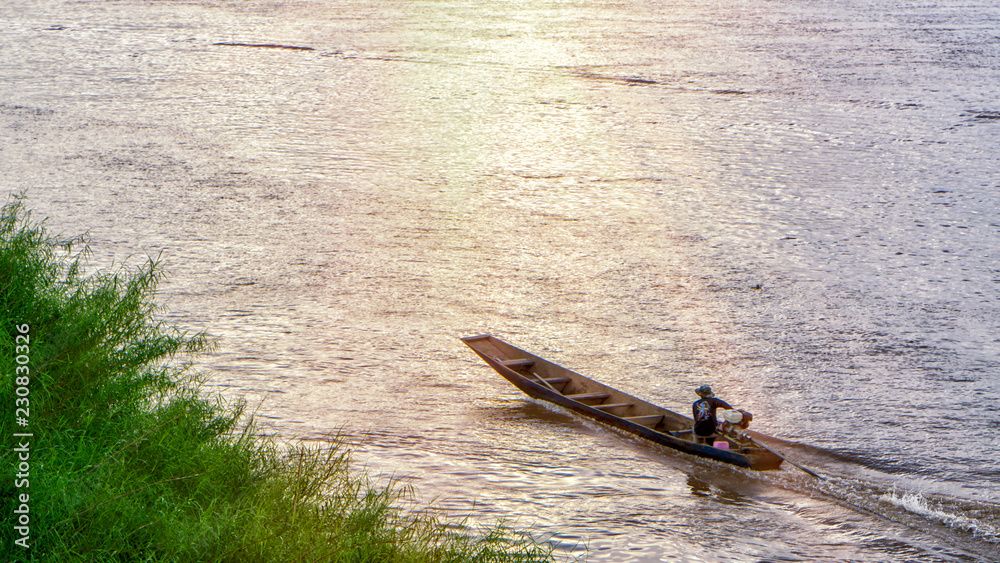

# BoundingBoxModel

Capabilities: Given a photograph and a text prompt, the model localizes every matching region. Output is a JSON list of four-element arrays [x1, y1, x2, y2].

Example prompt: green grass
[[0, 192, 563, 562]]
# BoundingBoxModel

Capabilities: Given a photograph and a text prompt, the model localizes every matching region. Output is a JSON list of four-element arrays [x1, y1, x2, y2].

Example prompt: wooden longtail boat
[[462, 334, 785, 471]]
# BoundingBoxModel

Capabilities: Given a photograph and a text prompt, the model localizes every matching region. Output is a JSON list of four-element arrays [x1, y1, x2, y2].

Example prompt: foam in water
[[879, 489, 1000, 543]]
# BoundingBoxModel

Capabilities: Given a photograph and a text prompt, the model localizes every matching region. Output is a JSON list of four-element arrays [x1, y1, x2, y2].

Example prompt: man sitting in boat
[[692, 385, 733, 445]]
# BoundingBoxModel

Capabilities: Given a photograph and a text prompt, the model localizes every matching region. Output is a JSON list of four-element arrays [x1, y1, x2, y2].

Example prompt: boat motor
[[721, 409, 753, 436]]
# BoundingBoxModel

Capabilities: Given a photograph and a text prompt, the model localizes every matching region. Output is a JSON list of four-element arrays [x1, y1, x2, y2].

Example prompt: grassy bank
[[0, 194, 560, 562]]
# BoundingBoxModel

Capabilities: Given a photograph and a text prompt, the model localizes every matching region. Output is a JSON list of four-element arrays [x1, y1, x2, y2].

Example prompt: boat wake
[[815, 476, 1000, 547], [735, 437, 1000, 549], [563, 402, 1000, 559], [878, 489, 1000, 541]]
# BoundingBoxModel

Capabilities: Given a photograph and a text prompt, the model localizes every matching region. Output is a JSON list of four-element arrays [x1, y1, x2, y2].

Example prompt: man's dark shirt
[[692, 397, 732, 437]]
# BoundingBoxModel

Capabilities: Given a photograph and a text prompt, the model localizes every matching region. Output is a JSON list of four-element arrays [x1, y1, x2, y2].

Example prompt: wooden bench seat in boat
[[592, 402, 635, 411], [625, 414, 664, 427], [565, 392, 611, 402], [540, 377, 570, 385]]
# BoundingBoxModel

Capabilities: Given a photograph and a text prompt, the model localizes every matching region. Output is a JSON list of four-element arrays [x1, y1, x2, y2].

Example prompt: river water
[[3, 0, 1000, 561]]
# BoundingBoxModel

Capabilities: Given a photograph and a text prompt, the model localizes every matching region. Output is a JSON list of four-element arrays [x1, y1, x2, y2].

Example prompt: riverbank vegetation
[[0, 194, 560, 562]]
